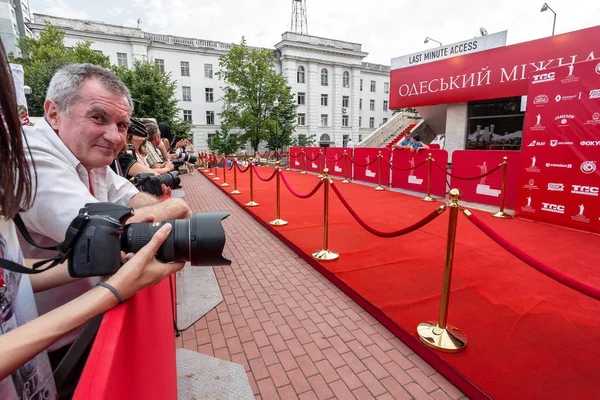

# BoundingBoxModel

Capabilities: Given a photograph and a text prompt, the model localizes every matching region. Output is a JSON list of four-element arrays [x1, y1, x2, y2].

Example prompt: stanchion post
[[318, 149, 324, 178], [212, 157, 220, 181], [245, 158, 259, 207], [312, 168, 339, 261], [285, 151, 292, 171], [492, 156, 513, 219], [300, 149, 307, 174], [342, 151, 350, 184], [422, 153, 435, 202], [220, 157, 229, 187], [208, 155, 215, 176], [269, 161, 288, 226], [417, 188, 467, 353], [375, 151, 385, 191], [231, 158, 241, 195]]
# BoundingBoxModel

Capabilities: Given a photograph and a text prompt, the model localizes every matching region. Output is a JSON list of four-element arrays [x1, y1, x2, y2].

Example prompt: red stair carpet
[[202, 165, 600, 400], [386, 123, 416, 151]]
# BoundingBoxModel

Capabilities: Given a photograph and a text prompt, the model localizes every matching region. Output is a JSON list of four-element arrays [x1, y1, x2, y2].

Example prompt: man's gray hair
[[46, 63, 133, 115], [140, 118, 160, 140]]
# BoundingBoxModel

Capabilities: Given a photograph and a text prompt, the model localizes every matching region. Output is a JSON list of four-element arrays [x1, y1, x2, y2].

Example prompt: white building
[[26, 14, 392, 150], [0, 0, 32, 56]]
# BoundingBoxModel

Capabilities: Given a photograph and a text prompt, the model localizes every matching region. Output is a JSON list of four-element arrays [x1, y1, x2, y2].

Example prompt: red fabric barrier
[[325, 148, 348, 178], [450, 150, 521, 209], [353, 148, 391, 185], [74, 278, 176, 400], [305, 147, 324, 173], [391, 149, 448, 197], [289, 146, 304, 170]]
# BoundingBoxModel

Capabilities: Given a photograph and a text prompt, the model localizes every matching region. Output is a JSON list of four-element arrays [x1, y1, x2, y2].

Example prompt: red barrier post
[[375, 151, 385, 191], [207, 155, 214, 176], [492, 156, 512, 219], [422, 153, 435, 202], [220, 157, 229, 187], [285, 151, 292, 171], [245, 158, 259, 207], [342, 151, 350, 184], [417, 188, 467, 353], [269, 161, 288, 226], [312, 168, 339, 261], [300, 149, 307, 174], [318, 149, 324, 178], [231, 158, 241, 195], [212, 158, 220, 181]]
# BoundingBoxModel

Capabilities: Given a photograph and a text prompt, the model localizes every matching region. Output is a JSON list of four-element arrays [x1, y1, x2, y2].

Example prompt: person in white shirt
[[18, 64, 192, 390], [347, 138, 355, 149]]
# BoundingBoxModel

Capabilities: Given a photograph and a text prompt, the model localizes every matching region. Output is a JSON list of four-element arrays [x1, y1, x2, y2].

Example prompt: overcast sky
[[31, 0, 600, 65]]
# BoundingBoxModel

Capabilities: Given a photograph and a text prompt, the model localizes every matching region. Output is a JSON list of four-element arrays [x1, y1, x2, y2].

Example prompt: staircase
[[357, 112, 416, 148], [386, 123, 417, 150]]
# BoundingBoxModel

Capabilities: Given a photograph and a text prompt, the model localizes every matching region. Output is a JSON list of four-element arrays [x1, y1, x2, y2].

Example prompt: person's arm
[[0, 224, 184, 380], [127, 197, 192, 223]]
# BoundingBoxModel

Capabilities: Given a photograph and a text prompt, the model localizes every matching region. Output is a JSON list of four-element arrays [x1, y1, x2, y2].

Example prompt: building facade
[[0, 0, 31, 56], [25, 14, 392, 150]]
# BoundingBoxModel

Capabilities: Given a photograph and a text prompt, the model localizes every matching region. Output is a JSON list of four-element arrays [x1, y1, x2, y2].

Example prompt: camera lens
[[121, 212, 231, 266]]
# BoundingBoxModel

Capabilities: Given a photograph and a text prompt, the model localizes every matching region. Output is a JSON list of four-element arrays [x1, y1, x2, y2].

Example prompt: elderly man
[[19, 64, 191, 383]]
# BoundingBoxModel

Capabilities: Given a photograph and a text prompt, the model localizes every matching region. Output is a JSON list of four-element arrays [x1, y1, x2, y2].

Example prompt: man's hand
[[128, 197, 192, 223]]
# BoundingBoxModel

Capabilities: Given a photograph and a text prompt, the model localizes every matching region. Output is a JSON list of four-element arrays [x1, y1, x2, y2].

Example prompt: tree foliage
[[291, 134, 317, 147], [208, 129, 243, 155], [217, 37, 297, 152]]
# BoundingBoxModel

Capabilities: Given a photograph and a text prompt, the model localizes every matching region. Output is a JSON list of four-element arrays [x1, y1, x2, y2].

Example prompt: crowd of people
[[0, 41, 196, 399]]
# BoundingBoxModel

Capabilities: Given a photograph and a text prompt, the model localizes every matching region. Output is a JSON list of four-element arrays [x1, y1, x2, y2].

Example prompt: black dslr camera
[[134, 172, 181, 196], [66, 203, 230, 278]]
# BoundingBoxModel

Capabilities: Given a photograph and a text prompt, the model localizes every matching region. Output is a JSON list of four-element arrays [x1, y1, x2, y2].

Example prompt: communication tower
[[291, 0, 308, 35]]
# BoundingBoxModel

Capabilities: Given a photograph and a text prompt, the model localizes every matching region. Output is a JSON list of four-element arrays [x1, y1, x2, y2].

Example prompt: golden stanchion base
[[342, 179, 350, 184], [422, 196, 435, 202], [212, 177, 220, 181], [318, 174, 324, 178], [312, 249, 339, 261], [220, 182, 230, 187], [417, 322, 467, 353], [231, 190, 242, 195], [300, 171, 307, 174], [208, 173, 214, 176], [374, 186, 385, 191], [269, 219, 289, 226], [285, 167, 292, 171], [492, 211, 513, 219], [202, 169, 209, 173], [245, 201, 259, 207]]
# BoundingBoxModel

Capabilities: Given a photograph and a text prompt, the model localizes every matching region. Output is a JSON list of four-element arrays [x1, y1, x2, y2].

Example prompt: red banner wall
[[325, 148, 349, 178], [516, 59, 600, 234], [305, 147, 324, 174], [353, 148, 391, 186], [391, 149, 448, 197], [289, 146, 304, 170], [450, 150, 521, 209], [390, 25, 600, 108]]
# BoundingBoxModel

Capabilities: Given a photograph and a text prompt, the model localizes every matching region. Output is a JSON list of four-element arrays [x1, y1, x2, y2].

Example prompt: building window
[[205, 88, 214, 102], [343, 71, 350, 87], [117, 53, 128, 68], [370, 80, 376, 92], [383, 100, 388, 111], [370, 100, 375, 111], [297, 113, 306, 126], [298, 92, 305, 105], [384, 82, 389, 94], [321, 94, 328, 107], [360, 79, 363, 91], [204, 63, 213, 78], [369, 117, 375, 128], [383, 117, 388, 124], [207, 133, 215, 145], [342, 115, 349, 127], [359, 134, 363, 142], [155, 59, 165, 73], [321, 114, 328, 127], [297, 66, 305, 83], [466, 97, 525, 150], [321, 68, 328, 86], [206, 111, 215, 125], [359, 117, 362, 127], [183, 110, 193, 122], [342, 96, 349, 108], [182, 86, 192, 101], [180, 61, 190, 76], [359, 99, 362, 110], [343, 135, 350, 147]]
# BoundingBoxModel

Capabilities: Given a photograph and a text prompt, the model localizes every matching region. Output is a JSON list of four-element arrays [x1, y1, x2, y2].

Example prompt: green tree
[[291, 134, 317, 147], [217, 37, 297, 152], [208, 129, 243, 154], [10, 21, 111, 116]]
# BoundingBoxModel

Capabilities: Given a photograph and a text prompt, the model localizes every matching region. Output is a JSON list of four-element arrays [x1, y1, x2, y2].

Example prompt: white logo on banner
[[580, 161, 597, 174], [547, 183, 564, 192], [521, 196, 535, 213], [523, 179, 539, 191], [572, 204, 590, 223], [312, 162, 318, 169], [295, 160, 300, 166], [595, 62, 600, 75], [532, 72, 555, 84], [550, 140, 573, 147], [526, 156, 540, 173], [365, 155, 376, 178], [531, 114, 545, 131], [527, 140, 546, 147], [334, 165, 342, 173], [571, 185, 599, 196], [534, 94, 549, 105], [407, 158, 422, 184], [561, 65, 579, 83], [541, 203, 565, 214], [590, 89, 600, 99]]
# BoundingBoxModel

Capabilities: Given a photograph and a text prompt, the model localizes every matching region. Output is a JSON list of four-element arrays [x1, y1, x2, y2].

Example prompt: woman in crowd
[[0, 41, 184, 398]]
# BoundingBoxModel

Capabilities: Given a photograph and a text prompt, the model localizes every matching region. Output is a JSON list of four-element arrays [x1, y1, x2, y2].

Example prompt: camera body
[[133, 171, 181, 196], [68, 203, 230, 278]]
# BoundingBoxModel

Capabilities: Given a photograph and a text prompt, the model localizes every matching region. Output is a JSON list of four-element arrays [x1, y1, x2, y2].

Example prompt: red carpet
[[203, 165, 600, 400]]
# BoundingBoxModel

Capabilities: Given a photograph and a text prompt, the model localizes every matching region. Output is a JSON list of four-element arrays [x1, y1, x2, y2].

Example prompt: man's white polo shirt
[[20, 118, 139, 351]]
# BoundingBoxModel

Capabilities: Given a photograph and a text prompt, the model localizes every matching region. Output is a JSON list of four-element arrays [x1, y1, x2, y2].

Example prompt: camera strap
[[0, 214, 90, 275]]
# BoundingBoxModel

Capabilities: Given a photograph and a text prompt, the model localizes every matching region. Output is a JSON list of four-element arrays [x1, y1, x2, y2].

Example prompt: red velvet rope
[[434, 160, 502, 180], [465, 211, 600, 302], [235, 162, 250, 173], [223, 158, 234, 170], [350, 157, 378, 168], [280, 171, 324, 198], [305, 153, 322, 162], [385, 158, 428, 171], [331, 183, 445, 237], [289, 152, 302, 158], [252, 165, 277, 181], [325, 155, 342, 162]]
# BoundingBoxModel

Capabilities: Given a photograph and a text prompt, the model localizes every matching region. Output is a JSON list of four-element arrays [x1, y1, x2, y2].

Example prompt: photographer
[[140, 119, 174, 171], [0, 43, 184, 399], [17, 63, 191, 387]]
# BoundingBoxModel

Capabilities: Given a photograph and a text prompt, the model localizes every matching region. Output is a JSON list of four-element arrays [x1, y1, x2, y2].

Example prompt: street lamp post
[[273, 99, 280, 161], [424, 37, 442, 47], [540, 3, 557, 36]]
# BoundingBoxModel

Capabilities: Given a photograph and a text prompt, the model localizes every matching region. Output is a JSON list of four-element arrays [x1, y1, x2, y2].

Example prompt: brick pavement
[[176, 172, 468, 400]]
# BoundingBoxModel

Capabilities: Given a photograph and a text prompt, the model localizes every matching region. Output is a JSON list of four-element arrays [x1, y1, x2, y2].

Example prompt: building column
[[351, 68, 361, 142], [445, 102, 468, 161], [332, 66, 343, 146], [307, 62, 319, 138]]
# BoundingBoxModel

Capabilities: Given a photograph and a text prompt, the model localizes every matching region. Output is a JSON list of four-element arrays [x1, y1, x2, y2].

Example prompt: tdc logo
[[581, 161, 596, 174], [532, 72, 556, 84], [541, 203, 565, 214]]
